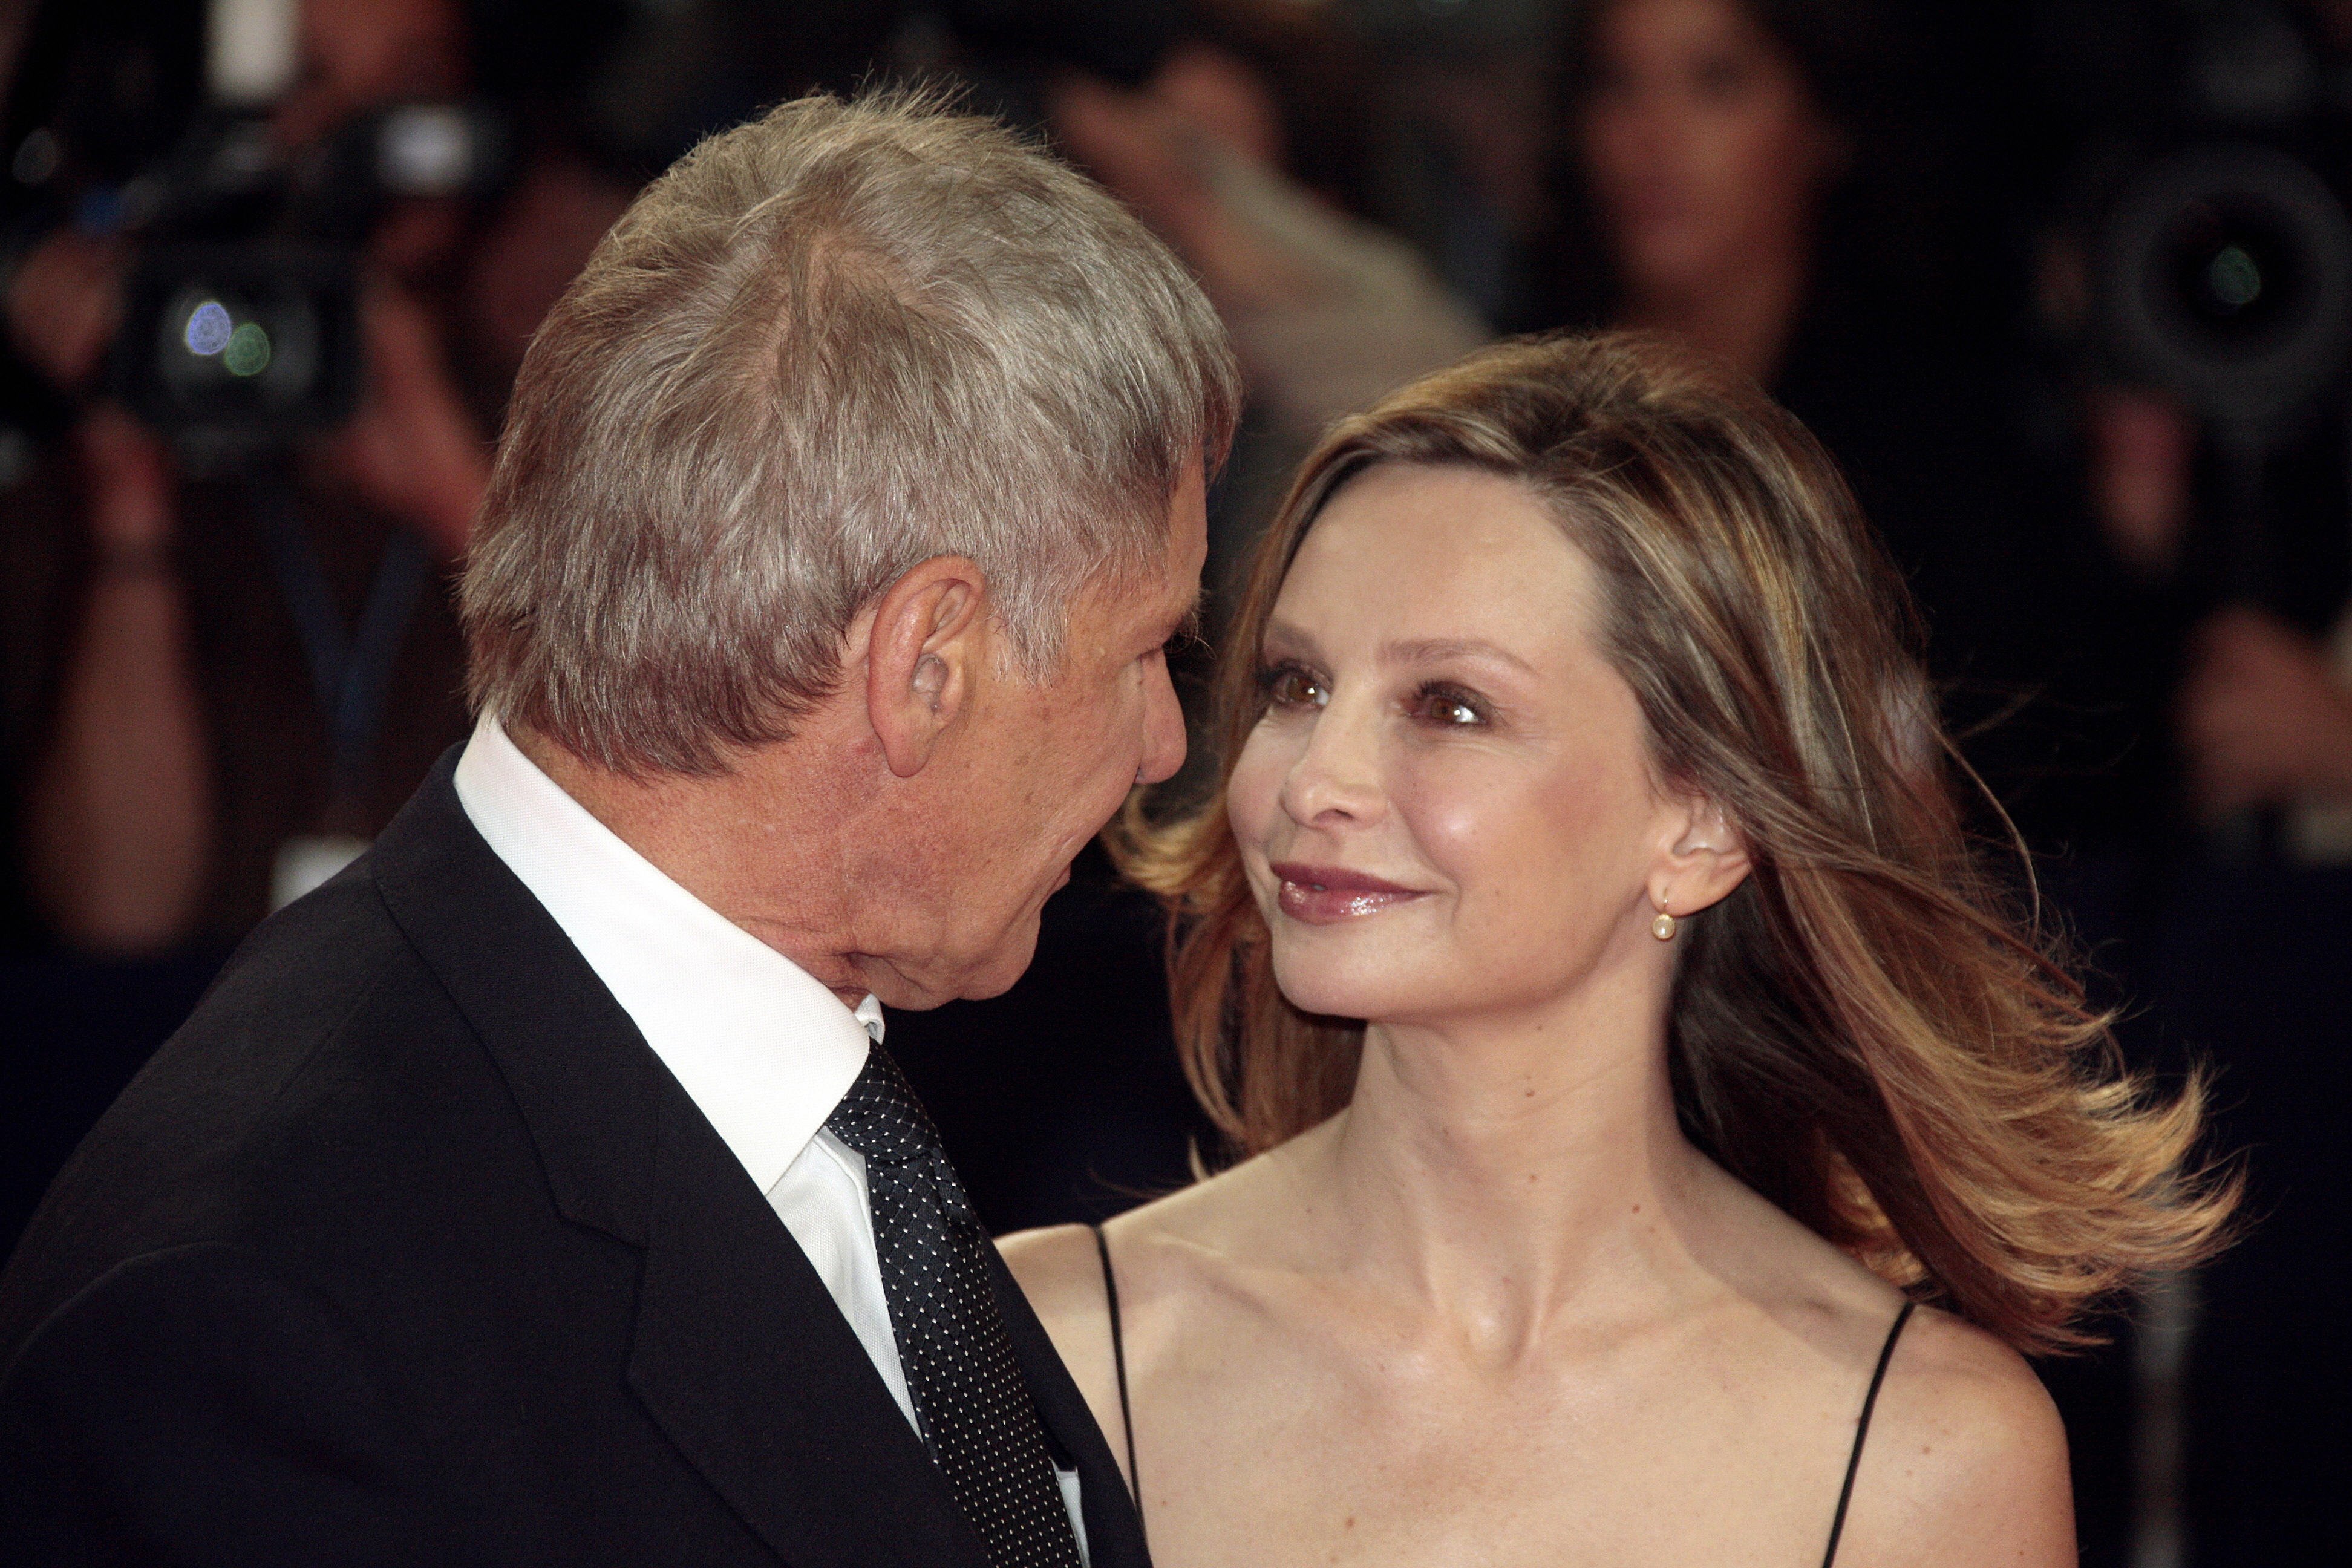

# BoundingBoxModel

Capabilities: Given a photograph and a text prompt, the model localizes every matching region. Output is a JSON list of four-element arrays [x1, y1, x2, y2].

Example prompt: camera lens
[[119, 245, 359, 439], [155, 283, 318, 407], [2160, 198, 2308, 345], [2097, 142, 2352, 426]]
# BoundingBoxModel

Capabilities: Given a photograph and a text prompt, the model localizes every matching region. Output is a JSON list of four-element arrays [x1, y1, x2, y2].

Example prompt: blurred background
[[1, 1, 2347, 1561]]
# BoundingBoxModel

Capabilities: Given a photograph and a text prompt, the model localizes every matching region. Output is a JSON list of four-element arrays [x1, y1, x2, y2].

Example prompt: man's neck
[[512, 723, 877, 1007]]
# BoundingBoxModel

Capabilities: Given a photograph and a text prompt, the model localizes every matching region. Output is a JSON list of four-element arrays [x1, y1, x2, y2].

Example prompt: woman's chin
[[1270, 950, 1429, 1025]]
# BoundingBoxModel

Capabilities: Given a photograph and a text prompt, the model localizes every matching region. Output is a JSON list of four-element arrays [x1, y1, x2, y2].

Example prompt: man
[[0, 90, 1237, 1566]]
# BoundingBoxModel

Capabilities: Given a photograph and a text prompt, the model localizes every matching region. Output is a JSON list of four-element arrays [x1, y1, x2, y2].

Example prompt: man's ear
[[1650, 794, 1753, 920], [861, 556, 988, 779]]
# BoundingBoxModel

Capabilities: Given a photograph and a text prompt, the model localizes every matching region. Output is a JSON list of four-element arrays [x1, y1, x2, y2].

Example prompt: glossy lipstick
[[1269, 863, 1427, 925]]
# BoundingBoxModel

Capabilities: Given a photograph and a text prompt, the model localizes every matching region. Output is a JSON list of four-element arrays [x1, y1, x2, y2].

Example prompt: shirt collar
[[453, 714, 880, 1195]]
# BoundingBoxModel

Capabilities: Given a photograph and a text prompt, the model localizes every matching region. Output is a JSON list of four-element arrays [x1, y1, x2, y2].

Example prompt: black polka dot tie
[[826, 1045, 1085, 1568]]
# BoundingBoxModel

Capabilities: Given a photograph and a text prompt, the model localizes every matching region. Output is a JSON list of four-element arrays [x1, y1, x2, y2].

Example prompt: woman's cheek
[[1391, 750, 1511, 892], [1226, 726, 1289, 854], [1399, 748, 1616, 936]]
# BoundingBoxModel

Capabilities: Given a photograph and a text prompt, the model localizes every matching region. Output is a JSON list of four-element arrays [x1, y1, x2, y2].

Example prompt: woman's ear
[[863, 556, 988, 779], [1651, 794, 1752, 919]]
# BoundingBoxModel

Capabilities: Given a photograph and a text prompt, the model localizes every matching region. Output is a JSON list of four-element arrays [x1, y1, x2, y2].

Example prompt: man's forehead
[[1159, 534, 1207, 629], [1093, 460, 1206, 635], [1165, 466, 1209, 587], [1128, 565, 1200, 639]]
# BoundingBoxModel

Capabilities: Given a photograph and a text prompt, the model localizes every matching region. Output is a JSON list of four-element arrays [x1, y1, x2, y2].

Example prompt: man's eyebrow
[[1166, 595, 1205, 646], [1383, 637, 1540, 676]]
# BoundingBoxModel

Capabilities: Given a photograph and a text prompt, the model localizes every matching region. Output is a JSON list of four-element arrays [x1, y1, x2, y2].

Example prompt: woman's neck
[[1315, 987, 1717, 1362], [1619, 242, 1810, 387]]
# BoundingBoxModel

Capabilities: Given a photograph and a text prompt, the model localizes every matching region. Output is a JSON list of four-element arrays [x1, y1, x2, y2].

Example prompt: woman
[[1002, 333, 2232, 1567], [1563, 0, 1858, 380]]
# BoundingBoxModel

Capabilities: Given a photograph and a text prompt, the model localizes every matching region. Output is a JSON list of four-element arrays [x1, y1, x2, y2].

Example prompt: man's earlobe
[[866, 557, 987, 779]]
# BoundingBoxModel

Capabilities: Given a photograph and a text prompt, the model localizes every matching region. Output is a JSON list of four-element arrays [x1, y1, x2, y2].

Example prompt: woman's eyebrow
[[1382, 637, 1539, 676], [1259, 619, 1324, 659]]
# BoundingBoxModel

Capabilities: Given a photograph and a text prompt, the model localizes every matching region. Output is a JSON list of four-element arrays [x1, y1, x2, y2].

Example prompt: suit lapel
[[988, 1247, 1154, 1568], [371, 754, 988, 1567], [629, 1075, 988, 1568], [371, 750, 659, 1244]]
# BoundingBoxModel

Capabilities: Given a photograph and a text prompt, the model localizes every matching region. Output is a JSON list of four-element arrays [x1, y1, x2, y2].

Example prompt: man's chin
[[955, 919, 1044, 1002], [863, 917, 1044, 1011]]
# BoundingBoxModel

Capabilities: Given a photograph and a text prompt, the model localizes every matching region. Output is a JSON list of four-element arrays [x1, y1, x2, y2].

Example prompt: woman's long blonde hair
[[1117, 332, 2234, 1354]]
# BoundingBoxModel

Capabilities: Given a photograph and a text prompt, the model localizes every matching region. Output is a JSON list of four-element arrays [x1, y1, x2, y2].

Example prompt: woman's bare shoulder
[[1687, 1164, 2073, 1563], [996, 1224, 1111, 1341], [1002, 1136, 1315, 1325], [996, 1223, 1127, 1469], [995, 1155, 1300, 1481], [1831, 1306, 2075, 1567]]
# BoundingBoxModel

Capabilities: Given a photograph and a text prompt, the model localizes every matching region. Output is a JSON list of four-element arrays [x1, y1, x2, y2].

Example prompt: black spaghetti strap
[[1092, 1224, 1145, 1544], [1820, 1299, 1916, 1568]]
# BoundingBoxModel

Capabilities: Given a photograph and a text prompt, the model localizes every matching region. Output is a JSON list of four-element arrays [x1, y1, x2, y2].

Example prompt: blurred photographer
[[3, 0, 511, 954], [2049, 0, 2352, 857], [2031, 7, 2352, 1561]]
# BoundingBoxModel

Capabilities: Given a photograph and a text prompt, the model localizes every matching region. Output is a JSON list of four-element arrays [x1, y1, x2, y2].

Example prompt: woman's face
[[1227, 464, 1687, 1030], [1578, 0, 1840, 301]]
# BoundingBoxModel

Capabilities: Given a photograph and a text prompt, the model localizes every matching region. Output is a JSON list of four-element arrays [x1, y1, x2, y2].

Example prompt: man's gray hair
[[460, 88, 1241, 775]]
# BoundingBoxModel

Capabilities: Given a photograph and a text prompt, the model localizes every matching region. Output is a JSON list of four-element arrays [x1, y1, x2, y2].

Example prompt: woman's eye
[[1415, 687, 1487, 727], [1257, 664, 1327, 709]]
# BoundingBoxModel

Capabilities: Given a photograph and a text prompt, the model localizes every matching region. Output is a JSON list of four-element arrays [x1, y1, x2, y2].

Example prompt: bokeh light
[[183, 300, 232, 356], [223, 321, 272, 377]]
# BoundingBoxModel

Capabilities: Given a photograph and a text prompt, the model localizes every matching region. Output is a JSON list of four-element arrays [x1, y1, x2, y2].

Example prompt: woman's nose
[[1279, 699, 1386, 828]]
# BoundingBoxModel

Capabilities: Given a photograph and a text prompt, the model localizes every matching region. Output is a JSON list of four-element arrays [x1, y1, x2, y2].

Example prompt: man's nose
[[1135, 655, 1187, 786]]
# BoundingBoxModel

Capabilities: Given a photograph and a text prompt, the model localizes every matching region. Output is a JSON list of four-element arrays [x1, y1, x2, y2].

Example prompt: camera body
[[2064, 2, 2352, 439], [118, 241, 359, 442], [109, 103, 504, 448], [2096, 136, 2352, 437]]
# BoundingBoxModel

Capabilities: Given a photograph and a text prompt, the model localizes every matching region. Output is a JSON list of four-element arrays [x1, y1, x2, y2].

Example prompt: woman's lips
[[1269, 862, 1428, 925]]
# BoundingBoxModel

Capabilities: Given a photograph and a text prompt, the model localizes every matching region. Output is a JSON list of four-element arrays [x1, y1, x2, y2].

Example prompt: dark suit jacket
[[0, 752, 1148, 1567]]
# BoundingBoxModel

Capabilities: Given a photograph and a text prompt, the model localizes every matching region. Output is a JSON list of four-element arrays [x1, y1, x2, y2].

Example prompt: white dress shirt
[[453, 716, 1086, 1550]]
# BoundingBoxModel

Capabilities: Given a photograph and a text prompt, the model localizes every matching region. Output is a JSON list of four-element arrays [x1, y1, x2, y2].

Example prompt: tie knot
[[825, 1044, 945, 1168], [826, 1044, 976, 1228]]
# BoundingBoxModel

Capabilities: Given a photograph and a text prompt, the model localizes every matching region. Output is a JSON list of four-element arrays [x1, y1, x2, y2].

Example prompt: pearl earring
[[1651, 911, 1678, 941]]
